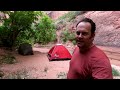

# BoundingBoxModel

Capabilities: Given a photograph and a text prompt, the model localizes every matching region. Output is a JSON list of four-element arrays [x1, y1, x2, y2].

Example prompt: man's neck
[[80, 43, 94, 53]]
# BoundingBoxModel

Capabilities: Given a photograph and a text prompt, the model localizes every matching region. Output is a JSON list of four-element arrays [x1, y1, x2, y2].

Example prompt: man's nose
[[78, 33, 83, 38]]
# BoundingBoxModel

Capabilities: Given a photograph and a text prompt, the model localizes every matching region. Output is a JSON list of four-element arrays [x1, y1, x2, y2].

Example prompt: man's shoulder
[[92, 45, 106, 54], [91, 45, 109, 59]]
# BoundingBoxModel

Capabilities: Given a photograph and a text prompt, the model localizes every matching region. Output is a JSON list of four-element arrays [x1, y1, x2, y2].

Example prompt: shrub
[[0, 11, 41, 48], [112, 67, 120, 76], [72, 40, 76, 45], [1, 69, 35, 79], [15, 12, 57, 47], [0, 54, 16, 64], [34, 14, 56, 45], [61, 29, 75, 43], [15, 30, 35, 48], [56, 11, 87, 23], [57, 72, 67, 79]]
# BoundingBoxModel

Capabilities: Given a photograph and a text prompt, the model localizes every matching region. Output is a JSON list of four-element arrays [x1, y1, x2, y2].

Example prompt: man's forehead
[[77, 22, 91, 28]]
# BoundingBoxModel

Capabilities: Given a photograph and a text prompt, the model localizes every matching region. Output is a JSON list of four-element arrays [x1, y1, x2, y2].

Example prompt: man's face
[[76, 22, 94, 49]]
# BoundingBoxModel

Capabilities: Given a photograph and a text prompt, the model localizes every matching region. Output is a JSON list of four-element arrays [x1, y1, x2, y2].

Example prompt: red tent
[[47, 44, 72, 61]]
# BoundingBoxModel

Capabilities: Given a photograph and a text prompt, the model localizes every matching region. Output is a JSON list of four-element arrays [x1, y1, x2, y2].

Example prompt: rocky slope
[[84, 11, 120, 47], [45, 11, 69, 20], [52, 11, 120, 48]]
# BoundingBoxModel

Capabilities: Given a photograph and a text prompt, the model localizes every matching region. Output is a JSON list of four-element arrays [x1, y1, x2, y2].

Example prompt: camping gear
[[48, 44, 72, 61]]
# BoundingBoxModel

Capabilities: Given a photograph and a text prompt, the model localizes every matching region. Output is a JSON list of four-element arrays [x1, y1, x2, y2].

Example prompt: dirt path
[[0, 44, 120, 79], [0, 46, 70, 79]]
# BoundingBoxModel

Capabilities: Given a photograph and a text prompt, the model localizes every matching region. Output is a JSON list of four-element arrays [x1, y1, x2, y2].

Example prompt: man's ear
[[91, 33, 95, 40]]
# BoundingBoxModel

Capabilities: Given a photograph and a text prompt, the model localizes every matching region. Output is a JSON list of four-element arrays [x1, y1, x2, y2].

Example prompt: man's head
[[75, 18, 96, 50]]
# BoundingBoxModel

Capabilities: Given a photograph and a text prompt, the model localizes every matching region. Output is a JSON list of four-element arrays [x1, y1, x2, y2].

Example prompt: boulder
[[18, 43, 34, 55]]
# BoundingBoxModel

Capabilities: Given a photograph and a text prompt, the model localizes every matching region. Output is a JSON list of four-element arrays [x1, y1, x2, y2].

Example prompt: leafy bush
[[1, 69, 36, 79], [112, 67, 120, 76], [61, 29, 75, 43], [34, 14, 56, 45], [0, 54, 16, 64], [56, 11, 87, 24], [15, 29, 35, 48], [61, 30, 69, 42], [57, 72, 67, 79], [72, 40, 77, 45], [6, 11, 57, 48], [0, 71, 4, 78], [0, 11, 42, 48]]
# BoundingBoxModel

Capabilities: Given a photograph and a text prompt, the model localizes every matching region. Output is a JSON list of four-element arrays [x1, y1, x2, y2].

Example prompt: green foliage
[[0, 11, 42, 48], [56, 11, 86, 24], [1, 69, 37, 79], [15, 29, 35, 47], [0, 54, 16, 64], [112, 67, 120, 76], [57, 72, 67, 79], [15, 12, 57, 46], [54, 11, 87, 32], [72, 40, 76, 45], [61, 30, 69, 42], [59, 11, 77, 22], [0, 71, 4, 78], [61, 29, 75, 43], [34, 14, 56, 45], [0, 25, 12, 47]]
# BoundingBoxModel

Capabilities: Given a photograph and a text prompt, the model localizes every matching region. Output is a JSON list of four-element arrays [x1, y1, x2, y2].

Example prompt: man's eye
[[76, 31, 80, 35], [82, 33, 88, 35]]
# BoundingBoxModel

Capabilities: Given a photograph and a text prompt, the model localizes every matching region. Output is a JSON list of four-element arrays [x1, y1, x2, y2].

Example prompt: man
[[67, 18, 113, 79]]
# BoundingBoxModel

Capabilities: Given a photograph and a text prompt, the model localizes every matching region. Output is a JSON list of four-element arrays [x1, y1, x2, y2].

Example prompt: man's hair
[[76, 18, 96, 34]]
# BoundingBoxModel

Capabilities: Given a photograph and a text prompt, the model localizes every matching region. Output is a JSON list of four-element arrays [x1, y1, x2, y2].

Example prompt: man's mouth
[[77, 41, 84, 45], [77, 41, 84, 43]]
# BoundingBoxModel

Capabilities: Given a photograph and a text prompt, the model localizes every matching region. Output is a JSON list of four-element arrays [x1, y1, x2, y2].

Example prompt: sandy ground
[[0, 44, 120, 79], [0, 45, 70, 79]]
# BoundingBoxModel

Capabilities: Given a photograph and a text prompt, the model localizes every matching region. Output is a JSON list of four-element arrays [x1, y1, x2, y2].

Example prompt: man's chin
[[77, 44, 84, 48]]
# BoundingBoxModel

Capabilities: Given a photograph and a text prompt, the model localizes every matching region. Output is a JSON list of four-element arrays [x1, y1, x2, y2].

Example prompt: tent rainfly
[[47, 44, 72, 61]]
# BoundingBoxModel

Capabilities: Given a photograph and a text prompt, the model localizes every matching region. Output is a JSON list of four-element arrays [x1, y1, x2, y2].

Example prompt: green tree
[[34, 13, 56, 45], [0, 11, 42, 48]]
